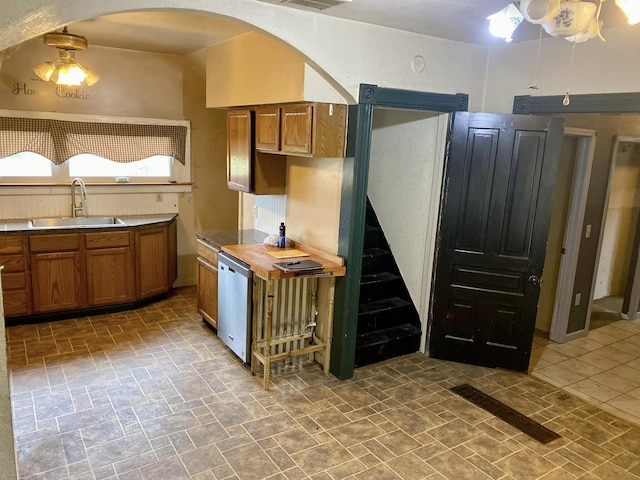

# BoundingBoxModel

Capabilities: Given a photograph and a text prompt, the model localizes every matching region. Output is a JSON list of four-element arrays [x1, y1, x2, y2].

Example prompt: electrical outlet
[[253, 205, 258, 218], [585, 224, 592, 238], [156, 193, 162, 202], [575, 293, 581, 306]]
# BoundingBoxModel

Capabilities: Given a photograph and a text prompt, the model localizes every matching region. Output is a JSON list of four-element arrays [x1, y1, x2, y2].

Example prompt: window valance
[[0, 117, 187, 165]]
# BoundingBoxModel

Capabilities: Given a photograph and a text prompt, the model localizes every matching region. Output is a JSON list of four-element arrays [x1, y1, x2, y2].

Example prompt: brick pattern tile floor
[[6, 287, 640, 479]]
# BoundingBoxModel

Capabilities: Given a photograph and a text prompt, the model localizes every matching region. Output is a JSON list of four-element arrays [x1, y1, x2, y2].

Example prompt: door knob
[[528, 275, 541, 286]]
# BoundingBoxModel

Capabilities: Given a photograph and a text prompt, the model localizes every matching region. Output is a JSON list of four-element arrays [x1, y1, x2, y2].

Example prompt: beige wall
[[206, 31, 345, 108], [0, 38, 237, 286], [286, 156, 342, 254]]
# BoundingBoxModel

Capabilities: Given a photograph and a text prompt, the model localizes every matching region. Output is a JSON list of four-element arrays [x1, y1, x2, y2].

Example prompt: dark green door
[[429, 112, 564, 371]]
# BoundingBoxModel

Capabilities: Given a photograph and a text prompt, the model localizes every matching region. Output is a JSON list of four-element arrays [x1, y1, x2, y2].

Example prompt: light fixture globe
[[487, 3, 524, 42], [33, 27, 99, 87], [520, 0, 561, 24], [542, 1, 597, 37]]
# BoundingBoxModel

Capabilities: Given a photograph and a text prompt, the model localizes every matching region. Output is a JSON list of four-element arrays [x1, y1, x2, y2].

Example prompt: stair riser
[[361, 253, 394, 275], [364, 229, 384, 249], [359, 279, 405, 304], [355, 332, 421, 368], [358, 304, 418, 334]]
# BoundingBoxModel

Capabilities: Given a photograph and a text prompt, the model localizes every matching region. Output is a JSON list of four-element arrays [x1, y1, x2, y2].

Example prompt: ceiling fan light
[[80, 65, 100, 86], [616, 0, 640, 24], [487, 3, 524, 42], [33, 27, 100, 87], [33, 61, 56, 82], [55, 63, 87, 86]]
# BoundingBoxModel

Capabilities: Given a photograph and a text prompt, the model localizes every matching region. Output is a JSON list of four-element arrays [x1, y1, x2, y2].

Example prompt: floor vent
[[451, 384, 561, 444]]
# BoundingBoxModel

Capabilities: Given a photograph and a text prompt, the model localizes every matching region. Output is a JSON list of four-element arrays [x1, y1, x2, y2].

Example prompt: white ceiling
[[66, 1, 632, 56]]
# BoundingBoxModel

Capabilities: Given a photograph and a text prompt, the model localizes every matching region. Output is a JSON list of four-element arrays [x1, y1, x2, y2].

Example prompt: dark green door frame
[[330, 84, 469, 380], [513, 92, 640, 114]]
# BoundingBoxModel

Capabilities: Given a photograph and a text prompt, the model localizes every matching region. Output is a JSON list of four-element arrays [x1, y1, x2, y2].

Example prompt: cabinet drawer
[[2, 271, 26, 290], [0, 235, 24, 254], [85, 231, 131, 249], [0, 254, 26, 272], [3, 289, 30, 317], [196, 239, 219, 266], [30, 234, 80, 253]]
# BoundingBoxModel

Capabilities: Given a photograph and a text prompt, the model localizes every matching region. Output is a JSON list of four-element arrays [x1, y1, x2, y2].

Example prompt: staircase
[[355, 199, 422, 368]]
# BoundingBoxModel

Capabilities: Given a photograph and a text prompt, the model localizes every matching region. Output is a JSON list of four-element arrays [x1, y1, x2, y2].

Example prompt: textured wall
[[0, 0, 491, 110], [368, 110, 445, 331]]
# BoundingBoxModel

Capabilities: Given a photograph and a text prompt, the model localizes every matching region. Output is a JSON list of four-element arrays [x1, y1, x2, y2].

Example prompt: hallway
[[530, 314, 640, 428]]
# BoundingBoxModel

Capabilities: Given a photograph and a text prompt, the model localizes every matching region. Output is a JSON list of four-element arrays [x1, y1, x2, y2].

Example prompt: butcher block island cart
[[221, 241, 346, 390]]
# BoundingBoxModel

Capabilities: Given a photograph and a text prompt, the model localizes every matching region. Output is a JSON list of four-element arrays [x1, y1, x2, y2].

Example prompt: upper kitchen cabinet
[[227, 109, 253, 193], [256, 103, 347, 157], [255, 107, 280, 152], [227, 109, 286, 195]]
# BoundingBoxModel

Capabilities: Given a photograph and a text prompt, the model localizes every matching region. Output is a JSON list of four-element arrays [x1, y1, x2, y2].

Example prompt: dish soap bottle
[[278, 222, 286, 248]]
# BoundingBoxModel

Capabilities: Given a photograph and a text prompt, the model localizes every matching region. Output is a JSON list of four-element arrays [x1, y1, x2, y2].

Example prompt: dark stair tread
[[359, 297, 412, 315], [362, 247, 390, 257], [356, 324, 421, 347], [360, 272, 401, 286]]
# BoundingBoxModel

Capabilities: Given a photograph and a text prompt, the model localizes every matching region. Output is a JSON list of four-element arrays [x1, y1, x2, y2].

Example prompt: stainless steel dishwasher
[[217, 251, 252, 362]]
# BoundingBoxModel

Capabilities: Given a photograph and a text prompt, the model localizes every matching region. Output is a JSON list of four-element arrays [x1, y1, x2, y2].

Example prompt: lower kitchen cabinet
[[85, 231, 134, 306], [31, 251, 85, 313], [0, 235, 30, 317], [136, 226, 169, 300], [29, 233, 84, 314], [86, 247, 134, 306], [196, 239, 219, 329], [1, 217, 177, 320], [197, 257, 218, 329]]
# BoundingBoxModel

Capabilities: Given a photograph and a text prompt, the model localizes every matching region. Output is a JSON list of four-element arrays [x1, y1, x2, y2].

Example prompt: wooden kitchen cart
[[221, 242, 346, 390]]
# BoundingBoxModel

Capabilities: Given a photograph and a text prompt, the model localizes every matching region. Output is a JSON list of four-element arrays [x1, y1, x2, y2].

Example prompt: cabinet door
[[255, 107, 281, 152], [0, 235, 31, 317], [136, 227, 168, 299], [86, 247, 134, 306], [197, 257, 218, 329], [227, 109, 253, 192], [280, 105, 313, 155], [31, 251, 84, 313]]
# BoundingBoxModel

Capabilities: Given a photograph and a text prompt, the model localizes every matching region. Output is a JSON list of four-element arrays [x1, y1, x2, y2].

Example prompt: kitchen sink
[[28, 217, 126, 229]]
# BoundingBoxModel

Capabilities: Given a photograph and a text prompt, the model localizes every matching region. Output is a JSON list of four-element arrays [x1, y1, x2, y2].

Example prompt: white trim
[[549, 128, 596, 343], [419, 113, 449, 354], [0, 184, 192, 196], [0, 109, 189, 127]]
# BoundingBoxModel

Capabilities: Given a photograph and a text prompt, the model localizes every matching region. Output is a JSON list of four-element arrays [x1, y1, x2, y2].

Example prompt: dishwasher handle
[[218, 251, 251, 278]]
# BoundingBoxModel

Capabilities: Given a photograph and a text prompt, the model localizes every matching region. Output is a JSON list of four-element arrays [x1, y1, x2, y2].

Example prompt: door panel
[[430, 112, 564, 371]]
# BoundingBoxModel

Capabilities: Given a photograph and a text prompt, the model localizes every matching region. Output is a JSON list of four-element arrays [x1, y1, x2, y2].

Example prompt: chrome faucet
[[70, 177, 88, 217]]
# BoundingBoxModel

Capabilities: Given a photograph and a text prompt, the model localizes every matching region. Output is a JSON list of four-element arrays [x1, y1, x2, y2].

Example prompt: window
[[69, 154, 172, 178], [0, 110, 190, 184], [0, 152, 52, 177]]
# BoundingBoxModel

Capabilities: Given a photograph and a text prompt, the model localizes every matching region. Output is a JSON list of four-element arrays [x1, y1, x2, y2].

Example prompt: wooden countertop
[[221, 241, 346, 280]]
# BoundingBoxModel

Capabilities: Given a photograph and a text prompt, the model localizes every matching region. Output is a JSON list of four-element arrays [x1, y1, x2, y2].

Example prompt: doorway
[[592, 138, 640, 329]]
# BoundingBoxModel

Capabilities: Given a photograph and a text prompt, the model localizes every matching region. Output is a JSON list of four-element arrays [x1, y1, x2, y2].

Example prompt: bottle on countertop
[[278, 222, 286, 248]]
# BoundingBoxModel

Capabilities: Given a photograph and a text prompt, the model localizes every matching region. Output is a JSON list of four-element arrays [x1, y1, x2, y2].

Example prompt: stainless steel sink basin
[[28, 217, 126, 229]]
